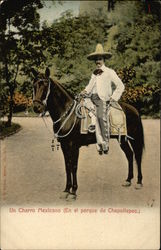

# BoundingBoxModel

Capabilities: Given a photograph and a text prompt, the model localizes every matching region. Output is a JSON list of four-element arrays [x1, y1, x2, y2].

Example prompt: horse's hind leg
[[130, 140, 143, 188], [71, 146, 79, 195], [120, 137, 134, 186]]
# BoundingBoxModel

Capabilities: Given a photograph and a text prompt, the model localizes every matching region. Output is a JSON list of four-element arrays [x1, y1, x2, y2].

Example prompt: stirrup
[[103, 147, 109, 154], [88, 125, 95, 133]]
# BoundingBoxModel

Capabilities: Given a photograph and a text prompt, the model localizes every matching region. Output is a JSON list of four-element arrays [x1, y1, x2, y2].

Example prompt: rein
[[54, 100, 77, 139], [53, 101, 76, 125], [34, 77, 78, 139], [43, 92, 78, 139], [40, 101, 78, 139], [41, 99, 77, 140]]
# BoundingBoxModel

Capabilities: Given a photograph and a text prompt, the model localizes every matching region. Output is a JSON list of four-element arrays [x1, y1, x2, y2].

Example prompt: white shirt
[[85, 64, 125, 102]]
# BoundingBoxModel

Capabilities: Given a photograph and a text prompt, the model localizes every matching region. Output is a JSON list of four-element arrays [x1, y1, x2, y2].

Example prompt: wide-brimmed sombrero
[[87, 43, 112, 60]]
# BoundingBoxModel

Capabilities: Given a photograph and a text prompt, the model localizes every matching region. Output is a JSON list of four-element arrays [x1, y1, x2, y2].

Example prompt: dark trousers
[[91, 94, 109, 142]]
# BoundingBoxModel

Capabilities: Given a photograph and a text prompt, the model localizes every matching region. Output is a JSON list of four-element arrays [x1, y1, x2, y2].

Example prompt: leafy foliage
[[8, 92, 32, 112], [40, 11, 111, 95], [0, 0, 160, 119], [121, 85, 160, 114], [105, 1, 161, 114], [0, 0, 44, 123]]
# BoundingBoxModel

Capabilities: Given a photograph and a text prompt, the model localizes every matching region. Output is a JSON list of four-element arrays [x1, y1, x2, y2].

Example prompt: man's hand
[[80, 90, 88, 98], [75, 90, 87, 101], [110, 97, 115, 102], [80, 90, 87, 95]]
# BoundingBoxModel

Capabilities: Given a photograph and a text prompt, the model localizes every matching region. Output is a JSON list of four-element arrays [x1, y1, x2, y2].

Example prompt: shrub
[[8, 92, 32, 112], [121, 85, 160, 115]]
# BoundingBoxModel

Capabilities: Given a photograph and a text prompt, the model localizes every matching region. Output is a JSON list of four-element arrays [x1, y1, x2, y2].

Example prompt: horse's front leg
[[61, 143, 80, 200], [65, 145, 80, 201], [60, 144, 72, 199]]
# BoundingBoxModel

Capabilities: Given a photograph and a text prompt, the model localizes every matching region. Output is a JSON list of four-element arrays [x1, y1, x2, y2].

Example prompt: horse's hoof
[[122, 181, 131, 187], [59, 191, 69, 199], [66, 193, 77, 202], [135, 183, 143, 190]]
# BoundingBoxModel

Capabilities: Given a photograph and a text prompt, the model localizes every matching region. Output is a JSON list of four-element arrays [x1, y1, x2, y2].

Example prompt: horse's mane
[[50, 78, 74, 100]]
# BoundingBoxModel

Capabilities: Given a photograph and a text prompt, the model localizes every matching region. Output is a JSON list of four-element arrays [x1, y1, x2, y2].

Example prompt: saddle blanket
[[80, 101, 127, 137]]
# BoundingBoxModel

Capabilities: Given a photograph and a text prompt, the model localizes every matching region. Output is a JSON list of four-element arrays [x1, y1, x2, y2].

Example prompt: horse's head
[[31, 67, 51, 114]]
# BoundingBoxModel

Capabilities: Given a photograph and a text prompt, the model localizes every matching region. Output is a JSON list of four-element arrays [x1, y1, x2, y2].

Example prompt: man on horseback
[[81, 44, 125, 154]]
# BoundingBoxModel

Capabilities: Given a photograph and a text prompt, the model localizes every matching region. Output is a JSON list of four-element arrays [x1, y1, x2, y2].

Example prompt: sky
[[38, 1, 80, 24]]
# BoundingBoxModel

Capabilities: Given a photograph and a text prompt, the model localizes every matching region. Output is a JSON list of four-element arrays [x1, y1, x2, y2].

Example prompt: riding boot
[[91, 94, 109, 154], [102, 141, 109, 154]]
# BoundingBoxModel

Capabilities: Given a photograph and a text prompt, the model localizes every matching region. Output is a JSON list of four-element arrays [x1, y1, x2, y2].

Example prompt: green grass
[[0, 121, 21, 138]]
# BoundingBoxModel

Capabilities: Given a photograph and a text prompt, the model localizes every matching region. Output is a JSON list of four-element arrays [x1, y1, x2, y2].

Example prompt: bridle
[[33, 78, 51, 108]]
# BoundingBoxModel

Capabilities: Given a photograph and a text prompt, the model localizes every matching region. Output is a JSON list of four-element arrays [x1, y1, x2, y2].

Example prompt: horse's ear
[[31, 68, 38, 78], [45, 67, 50, 78]]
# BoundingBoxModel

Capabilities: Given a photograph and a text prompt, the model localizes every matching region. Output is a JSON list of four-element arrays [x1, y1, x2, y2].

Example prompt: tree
[[0, 0, 44, 125], [105, 1, 160, 114], [1, 0, 159, 119], [40, 11, 111, 94], [108, 0, 116, 11]]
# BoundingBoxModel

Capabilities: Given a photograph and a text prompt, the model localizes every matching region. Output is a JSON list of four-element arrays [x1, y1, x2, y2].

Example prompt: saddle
[[79, 100, 127, 141]]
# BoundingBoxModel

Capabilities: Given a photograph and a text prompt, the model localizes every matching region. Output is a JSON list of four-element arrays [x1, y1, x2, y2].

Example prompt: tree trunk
[[6, 97, 13, 127], [5, 61, 14, 127]]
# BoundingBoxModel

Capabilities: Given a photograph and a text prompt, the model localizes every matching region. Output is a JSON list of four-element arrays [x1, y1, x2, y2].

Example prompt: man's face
[[95, 56, 104, 68]]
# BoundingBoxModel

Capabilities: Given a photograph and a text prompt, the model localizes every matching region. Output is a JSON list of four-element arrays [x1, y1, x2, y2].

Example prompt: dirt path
[[1, 117, 160, 208]]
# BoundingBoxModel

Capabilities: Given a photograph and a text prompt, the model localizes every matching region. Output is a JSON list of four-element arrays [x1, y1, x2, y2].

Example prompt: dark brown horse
[[32, 67, 144, 200]]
